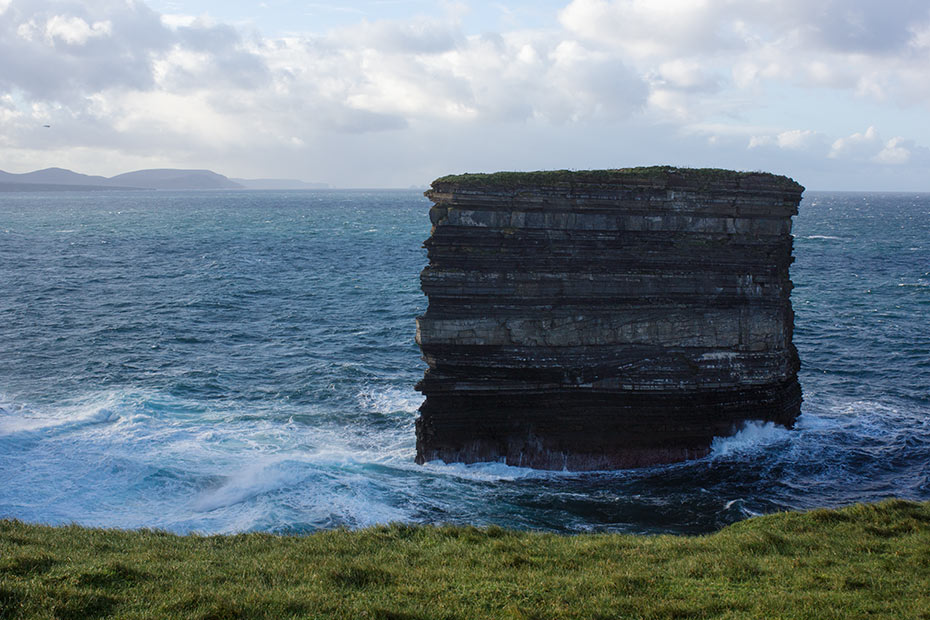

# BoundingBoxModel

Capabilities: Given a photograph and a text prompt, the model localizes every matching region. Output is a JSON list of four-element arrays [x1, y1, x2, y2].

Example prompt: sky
[[1, 0, 929, 189]]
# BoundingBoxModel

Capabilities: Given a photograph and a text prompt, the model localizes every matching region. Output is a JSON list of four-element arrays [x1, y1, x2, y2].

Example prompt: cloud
[[776, 130, 819, 150], [559, 0, 744, 59], [829, 126, 881, 159], [874, 137, 912, 164], [44, 14, 112, 45], [1, 0, 930, 189], [829, 127, 919, 165], [559, 0, 930, 105], [0, 1, 168, 99], [654, 59, 719, 92], [559, 0, 930, 57], [791, 0, 930, 54], [749, 129, 824, 151], [347, 18, 461, 54], [0, 93, 18, 125], [0, 0, 268, 100], [252, 21, 646, 128]]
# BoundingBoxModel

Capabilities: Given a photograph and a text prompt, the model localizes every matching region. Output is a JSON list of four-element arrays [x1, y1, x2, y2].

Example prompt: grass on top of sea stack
[[430, 166, 805, 192], [2, 499, 929, 619]]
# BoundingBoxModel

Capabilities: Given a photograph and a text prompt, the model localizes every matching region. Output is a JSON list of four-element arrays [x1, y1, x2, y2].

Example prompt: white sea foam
[[723, 498, 762, 518], [0, 393, 16, 416], [0, 394, 120, 436], [420, 459, 551, 481], [822, 399, 929, 443], [709, 420, 791, 457], [193, 457, 304, 512], [191, 453, 415, 530], [0, 387, 422, 531], [357, 386, 423, 414], [804, 235, 843, 240], [324, 485, 411, 528]]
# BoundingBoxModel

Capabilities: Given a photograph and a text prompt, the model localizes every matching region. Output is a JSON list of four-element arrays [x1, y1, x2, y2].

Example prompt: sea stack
[[415, 167, 803, 470]]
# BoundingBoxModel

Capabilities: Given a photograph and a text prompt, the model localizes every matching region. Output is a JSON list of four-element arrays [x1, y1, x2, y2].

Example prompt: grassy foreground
[[2, 500, 929, 619]]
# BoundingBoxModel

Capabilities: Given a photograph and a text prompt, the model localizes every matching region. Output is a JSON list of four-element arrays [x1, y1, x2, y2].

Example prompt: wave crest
[[710, 421, 792, 458]]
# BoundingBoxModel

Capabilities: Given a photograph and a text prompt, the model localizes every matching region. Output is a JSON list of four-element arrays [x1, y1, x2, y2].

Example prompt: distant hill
[[0, 167, 327, 191], [109, 169, 243, 190], [0, 168, 329, 192], [0, 181, 128, 192], [0, 167, 116, 187]]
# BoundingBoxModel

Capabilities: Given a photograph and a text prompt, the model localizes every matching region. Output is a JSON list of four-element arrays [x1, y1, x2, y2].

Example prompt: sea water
[[1, 189, 928, 535]]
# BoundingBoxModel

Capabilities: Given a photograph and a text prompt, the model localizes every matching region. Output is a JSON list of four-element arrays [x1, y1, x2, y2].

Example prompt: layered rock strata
[[415, 167, 804, 470]]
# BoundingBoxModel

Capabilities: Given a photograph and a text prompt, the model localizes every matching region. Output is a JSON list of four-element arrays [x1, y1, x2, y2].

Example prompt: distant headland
[[0, 167, 329, 191]]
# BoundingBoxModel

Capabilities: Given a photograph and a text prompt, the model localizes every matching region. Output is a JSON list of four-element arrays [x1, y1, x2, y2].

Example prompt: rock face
[[415, 167, 803, 470]]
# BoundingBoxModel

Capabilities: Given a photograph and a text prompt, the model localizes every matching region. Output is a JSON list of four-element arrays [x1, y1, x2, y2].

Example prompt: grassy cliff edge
[[2, 499, 928, 619], [430, 166, 805, 193]]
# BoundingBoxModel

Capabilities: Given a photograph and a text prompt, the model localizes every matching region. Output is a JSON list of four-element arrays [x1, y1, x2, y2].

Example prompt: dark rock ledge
[[415, 166, 804, 470]]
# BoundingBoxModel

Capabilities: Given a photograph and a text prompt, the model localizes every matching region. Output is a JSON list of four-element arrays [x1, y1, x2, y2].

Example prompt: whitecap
[[0, 395, 121, 436], [722, 498, 762, 518], [356, 387, 423, 414], [419, 459, 551, 482], [192, 457, 305, 513], [709, 420, 791, 458], [324, 490, 411, 528]]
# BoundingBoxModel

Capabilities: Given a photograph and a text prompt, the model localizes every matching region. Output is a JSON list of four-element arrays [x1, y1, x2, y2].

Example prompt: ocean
[[1, 189, 928, 535]]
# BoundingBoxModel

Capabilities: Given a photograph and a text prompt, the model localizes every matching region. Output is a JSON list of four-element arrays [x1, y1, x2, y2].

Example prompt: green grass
[[2, 499, 929, 619], [430, 166, 804, 192]]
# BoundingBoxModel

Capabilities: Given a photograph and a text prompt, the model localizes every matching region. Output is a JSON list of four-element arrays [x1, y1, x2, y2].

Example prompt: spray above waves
[[709, 421, 792, 458]]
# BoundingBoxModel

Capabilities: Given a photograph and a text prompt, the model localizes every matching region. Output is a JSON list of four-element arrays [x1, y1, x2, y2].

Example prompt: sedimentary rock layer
[[415, 167, 804, 470]]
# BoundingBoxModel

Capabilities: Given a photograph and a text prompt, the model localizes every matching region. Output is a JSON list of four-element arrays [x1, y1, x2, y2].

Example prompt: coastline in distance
[[0, 167, 328, 191]]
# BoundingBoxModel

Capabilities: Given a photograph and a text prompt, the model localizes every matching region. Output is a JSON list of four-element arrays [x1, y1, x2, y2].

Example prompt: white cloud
[[655, 59, 718, 92], [748, 129, 823, 152], [15, 19, 37, 41], [828, 127, 915, 165], [776, 129, 818, 150], [911, 21, 930, 48], [160, 13, 198, 29], [346, 17, 460, 54], [559, 0, 742, 59], [829, 126, 881, 159], [45, 15, 112, 45], [0, 93, 19, 123], [748, 135, 773, 149], [874, 137, 912, 164], [558, 0, 930, 107], [0, 1, 173, 99]]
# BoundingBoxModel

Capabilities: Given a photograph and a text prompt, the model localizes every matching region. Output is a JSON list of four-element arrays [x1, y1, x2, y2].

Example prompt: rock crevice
[[415, 167, 803, 470]]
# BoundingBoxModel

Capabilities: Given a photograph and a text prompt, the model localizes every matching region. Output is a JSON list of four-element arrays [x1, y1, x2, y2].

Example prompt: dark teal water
[[1, 189, 928, 534]]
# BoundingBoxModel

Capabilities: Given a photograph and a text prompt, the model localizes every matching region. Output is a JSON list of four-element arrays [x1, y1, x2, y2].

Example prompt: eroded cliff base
[[415, 167, 804, 470], [415, 378, 802, 469]]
